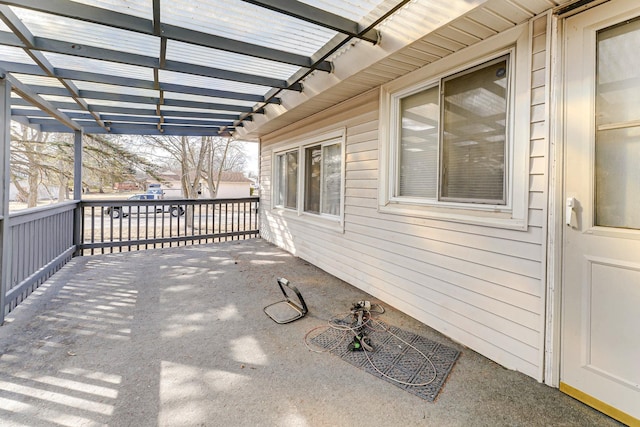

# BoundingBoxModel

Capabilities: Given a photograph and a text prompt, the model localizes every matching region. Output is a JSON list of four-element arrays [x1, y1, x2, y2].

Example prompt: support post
[[72, 130, 83, 257], [0, 77, 12, 324]]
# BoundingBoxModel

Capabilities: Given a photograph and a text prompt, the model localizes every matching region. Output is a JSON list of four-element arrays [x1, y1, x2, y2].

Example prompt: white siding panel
[[345, 169, 378, 181], [259, 13, 552, 381]]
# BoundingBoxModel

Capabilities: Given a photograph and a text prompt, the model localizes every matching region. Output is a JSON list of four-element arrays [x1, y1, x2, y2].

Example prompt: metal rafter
[[0, 31, 303, 91], [3, 72, 80, 131], [0, 61, 279, 104], [0, 0, 333, 72], [37, 123, 230, 137], [228, 0, 412, 132], [240, 0, 379, 44], [12, 106, 243, 122], [0, 5, 107, 131], [10, 94, 253, 117], [153, 0, 165, 133]]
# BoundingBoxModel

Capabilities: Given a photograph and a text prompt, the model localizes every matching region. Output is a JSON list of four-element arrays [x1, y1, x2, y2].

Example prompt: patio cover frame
[[0, 0, 410, 324]]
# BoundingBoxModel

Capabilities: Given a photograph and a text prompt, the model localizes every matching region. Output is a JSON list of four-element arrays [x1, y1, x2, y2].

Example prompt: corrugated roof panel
[[11, 74, 67, 88], [160, 105, 239, 115], [68, 0, 152, 20], [43, 52, 155, 81], [85, 99, 158, 109], [40, 94, 77, 103], [0, 45, 36, 64], [162, 0, 337, 56], [11, 8, 159, 57], [73, 81, 158, 98], [165, 40, 300, 80], [299, 0, 390, 22], [162, 91, 256, 108], [158, 70, 271, 96]]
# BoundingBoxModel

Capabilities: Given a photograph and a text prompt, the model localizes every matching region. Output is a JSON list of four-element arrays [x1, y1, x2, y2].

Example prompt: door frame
[[546, 2, 640, 424], [544, 8, 565, 388], [544, 0, 622, 389]]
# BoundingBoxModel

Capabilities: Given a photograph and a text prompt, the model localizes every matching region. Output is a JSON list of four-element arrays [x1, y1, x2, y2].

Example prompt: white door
[[561, 1, 640, 425]]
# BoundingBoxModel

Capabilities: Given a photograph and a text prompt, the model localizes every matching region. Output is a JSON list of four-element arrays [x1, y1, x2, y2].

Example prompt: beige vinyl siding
[[260, 15, 550, 381]]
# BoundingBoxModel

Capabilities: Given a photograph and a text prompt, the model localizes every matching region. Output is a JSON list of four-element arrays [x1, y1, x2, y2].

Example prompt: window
[[397, 55, 509, 205], [272, 130, 345, 226], [275, 150, 298, 209], [304, 142, 341, 216], [380, 24, 531, 230]]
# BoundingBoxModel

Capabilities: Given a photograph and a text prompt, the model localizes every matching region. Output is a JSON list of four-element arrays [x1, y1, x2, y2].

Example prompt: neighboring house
[[234, 1, 640, 424], [158, 171, 252, 199]]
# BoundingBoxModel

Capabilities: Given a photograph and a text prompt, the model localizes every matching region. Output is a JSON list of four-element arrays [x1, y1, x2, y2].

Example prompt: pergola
[[0, 0, 408, 137]]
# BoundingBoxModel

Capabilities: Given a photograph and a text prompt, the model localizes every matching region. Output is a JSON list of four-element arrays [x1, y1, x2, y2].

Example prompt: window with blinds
[[396, 55, 509, 205], [275, 150, 298, 209], [304, 142, 342, 216], [272, 132, 343, 221]]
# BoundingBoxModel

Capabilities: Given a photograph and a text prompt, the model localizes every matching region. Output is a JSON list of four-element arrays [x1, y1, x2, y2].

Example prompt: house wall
[[260, 16, 550, 381], [215, 182, 250, 199]]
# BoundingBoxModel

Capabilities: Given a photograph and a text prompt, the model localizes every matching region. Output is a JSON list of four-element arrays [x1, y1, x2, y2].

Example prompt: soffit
[[238, 0, 575, 139]]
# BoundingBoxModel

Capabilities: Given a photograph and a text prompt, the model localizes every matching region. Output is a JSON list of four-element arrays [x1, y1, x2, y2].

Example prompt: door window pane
[[596, 19, 640, 229]]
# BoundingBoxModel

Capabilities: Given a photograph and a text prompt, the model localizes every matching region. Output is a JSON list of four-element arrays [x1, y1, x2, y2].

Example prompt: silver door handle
[[566, 197, 576, 226]]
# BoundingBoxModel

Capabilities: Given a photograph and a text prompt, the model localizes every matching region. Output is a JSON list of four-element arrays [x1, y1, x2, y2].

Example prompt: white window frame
[[273, 149, 298, 211], [379, 24, 532, 230], [271, 128, 346, 232]]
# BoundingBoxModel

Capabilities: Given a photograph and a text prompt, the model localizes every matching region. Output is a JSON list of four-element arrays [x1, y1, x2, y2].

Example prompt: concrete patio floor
[[0, 239, 622, 427]]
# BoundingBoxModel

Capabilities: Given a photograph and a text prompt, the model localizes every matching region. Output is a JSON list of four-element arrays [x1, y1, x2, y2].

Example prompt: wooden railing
[[2, 202, 77, 323]]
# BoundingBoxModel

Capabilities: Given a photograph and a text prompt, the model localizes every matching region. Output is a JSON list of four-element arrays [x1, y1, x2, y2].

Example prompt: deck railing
[[2, 202, 78, 323], [80, 197, 260, 254]]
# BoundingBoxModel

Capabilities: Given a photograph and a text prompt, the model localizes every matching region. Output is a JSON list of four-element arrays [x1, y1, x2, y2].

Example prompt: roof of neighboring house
[[217, 171, 253, 183]]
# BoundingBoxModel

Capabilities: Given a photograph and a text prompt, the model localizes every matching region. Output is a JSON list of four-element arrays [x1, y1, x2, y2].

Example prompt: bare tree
[[142, 135, 247, 198], [10, 123, 161, 208]]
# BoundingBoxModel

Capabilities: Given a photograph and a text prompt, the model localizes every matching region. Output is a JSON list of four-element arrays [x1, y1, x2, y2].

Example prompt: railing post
[[0, 76, 12, 324], [73, 130, 83, 257]]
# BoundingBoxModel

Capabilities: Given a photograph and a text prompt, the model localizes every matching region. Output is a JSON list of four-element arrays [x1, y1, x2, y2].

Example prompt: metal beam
[[239, 0, 379, 44], [0, 32, 302, 91], [72, 130, 82, 256], [11, 106, 241, 122], [0, 76, 10, 324], [0, 61, 280, 104], [0, 0, 332, 71], [6, 74, 81, 131], [39, 124, 229, 136], [29, 115, 234, 128], [10, 92, 255, 114], [0, 6, 109, 131]]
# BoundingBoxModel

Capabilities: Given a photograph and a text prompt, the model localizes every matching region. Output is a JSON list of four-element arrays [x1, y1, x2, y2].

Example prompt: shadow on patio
[[0, 239, 621, 426]]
